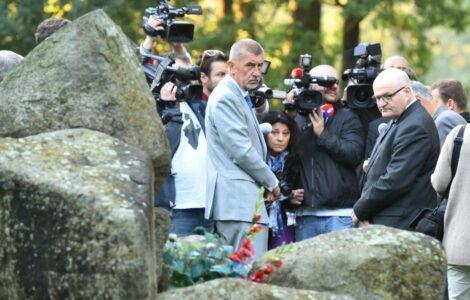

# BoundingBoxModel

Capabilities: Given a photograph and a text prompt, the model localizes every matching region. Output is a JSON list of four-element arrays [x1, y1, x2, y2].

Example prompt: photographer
[[285, 64, 364, 241]]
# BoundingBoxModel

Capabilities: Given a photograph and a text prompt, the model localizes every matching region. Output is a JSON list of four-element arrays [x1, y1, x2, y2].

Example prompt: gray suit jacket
[[205, 76, 277, 223], [434, 105, 467, 148], [354, 101, 440, 229]]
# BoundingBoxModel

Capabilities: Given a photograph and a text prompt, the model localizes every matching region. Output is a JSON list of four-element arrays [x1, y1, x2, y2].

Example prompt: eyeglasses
[[373, 86, 406, 103], [199, 49, 224, 67]]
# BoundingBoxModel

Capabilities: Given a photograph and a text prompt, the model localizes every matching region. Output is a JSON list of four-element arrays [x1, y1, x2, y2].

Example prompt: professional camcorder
[[342, 43, 383, 109], [141, 53, 202, 103], [284, 54, 337, 116], [142, 0, 202, 43]]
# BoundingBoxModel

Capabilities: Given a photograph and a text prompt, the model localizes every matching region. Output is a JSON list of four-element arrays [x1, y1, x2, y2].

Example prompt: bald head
[[309, 65, 337, 77], [374, 68, 411, 90], [309, 65, 339, 103], [373, 68, 414, 119], [229, 38, 264, 62], [0, 50, 23, 83], [383, 56, 410, 70]]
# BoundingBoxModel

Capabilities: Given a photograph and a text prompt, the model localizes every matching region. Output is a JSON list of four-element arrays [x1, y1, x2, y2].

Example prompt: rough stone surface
[[154, 207, 170, 292], [155, 278, 353, 300], [0, 129, 157, 299], [0, 9, 170, 193], [259, 226, 446, 300]]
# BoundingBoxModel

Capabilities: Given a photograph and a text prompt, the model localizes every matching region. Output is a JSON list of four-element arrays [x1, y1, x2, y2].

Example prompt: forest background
[[1, 0, 469, 109]]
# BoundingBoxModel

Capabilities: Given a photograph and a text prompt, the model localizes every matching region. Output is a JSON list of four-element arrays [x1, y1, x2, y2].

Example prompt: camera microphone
[[302, 104, 335, 131], [291, 68, 303, 78], [259, 122, 273, 135]]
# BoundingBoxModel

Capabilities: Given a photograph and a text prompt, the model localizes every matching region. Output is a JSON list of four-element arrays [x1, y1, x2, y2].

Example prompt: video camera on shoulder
[[141, 53, 202, 104], [284, 54, 337, 116], [342, 43, 383, 109], [142, 0, 202, 43]]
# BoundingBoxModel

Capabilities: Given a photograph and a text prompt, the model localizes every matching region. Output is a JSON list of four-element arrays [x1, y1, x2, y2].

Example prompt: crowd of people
[[1, 15, 469, 300]]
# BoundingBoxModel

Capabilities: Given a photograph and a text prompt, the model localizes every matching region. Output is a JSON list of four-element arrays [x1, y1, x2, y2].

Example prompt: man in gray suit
[[352, 68, 440, 229], [413, 81, 467, 148], [205, 39, 279, 258]]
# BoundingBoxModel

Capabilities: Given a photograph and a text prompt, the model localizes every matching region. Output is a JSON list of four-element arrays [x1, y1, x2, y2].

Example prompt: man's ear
[[446, 98, 455, 110], [227, 60, 235, 74], [200, 72, 209, 84]]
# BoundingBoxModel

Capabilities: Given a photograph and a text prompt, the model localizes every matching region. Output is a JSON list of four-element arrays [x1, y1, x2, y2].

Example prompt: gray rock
[[154, 207, 171, 292], [155, 278, 353, 300], [0, 129, 157, 299], [0, 9, 170, 194], [259, 226, 446, 300]]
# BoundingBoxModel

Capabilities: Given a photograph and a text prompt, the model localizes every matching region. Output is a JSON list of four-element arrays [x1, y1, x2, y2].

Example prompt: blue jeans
[[295, 215, 352, 242], [170, 208, 213, 237]]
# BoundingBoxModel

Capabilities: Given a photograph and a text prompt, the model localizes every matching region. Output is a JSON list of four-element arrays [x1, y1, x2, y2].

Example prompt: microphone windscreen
[[259, 122, 273, 134], [378, 123, 388, 136], [291, 68, 303, 78]]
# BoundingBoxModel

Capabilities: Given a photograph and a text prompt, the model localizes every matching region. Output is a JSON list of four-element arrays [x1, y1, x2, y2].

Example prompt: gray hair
[[0, 50, 24, 82], [411, 81, 432, 102], [229, 39, 264, 61]]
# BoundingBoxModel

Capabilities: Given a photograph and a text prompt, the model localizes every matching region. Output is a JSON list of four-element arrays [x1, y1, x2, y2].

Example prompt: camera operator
[[285, 64, 364, 241], [154, 52, 214, 237]]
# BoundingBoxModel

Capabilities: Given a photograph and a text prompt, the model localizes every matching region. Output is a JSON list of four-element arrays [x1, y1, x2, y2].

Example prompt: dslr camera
[[141, 53, 202, 104], [284, 54, 338, 116], [342, 43, 383, 109], [142, 0, 202, 43]]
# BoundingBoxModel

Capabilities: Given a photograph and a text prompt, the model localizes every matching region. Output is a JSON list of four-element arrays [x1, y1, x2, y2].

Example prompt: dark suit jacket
[[354, 101, 440, 229]]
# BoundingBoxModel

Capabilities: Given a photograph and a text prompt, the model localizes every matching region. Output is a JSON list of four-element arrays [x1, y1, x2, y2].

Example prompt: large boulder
[[260, 226, 446, 299], [0, 129, 157, 299], [155, 278, 353, 300], [0, 9, 170, 194]]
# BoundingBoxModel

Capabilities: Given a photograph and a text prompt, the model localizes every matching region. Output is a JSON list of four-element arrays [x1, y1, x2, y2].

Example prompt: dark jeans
[[170, 208, 213, 237]]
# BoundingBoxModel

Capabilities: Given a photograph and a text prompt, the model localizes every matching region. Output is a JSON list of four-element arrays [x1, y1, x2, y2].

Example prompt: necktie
[[244, 95, 253, 111]]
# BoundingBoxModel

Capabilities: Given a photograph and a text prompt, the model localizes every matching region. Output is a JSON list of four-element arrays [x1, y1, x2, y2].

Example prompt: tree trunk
[[341, 16, 362, 74], [223, 0, 233, 17], [291, 0, 322, 67]]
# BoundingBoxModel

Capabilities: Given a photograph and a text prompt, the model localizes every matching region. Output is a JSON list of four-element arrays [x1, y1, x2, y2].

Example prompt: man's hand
[[308, 107, 325, 137], [142, 18, 165, 50], [160, 82, 177, 101], [362, 159, 369, 173], [289, 189, 304, 205], [351, 210, 370, 228], [283, 90, 298, 118], [265, 185, 281, 203]]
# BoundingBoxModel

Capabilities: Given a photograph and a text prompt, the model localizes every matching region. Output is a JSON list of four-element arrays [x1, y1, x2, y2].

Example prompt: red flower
[[229, 252, 243, 262], [263, 263, 273, 274], [240, 246, 254, 259], [274, 260, 283, 268], [250, 224, 263, 233], [249, 270, 265, 283], [252, 214, 261, 222], [242, 239, 252, 250]]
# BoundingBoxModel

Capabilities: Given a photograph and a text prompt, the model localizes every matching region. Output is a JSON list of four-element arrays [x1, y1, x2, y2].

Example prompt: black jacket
[[354, 101, 440, 229], [295, 102, 364, 208]]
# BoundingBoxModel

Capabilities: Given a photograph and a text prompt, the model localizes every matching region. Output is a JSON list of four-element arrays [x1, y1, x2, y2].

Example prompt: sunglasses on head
[[199, 49, 225, 67]]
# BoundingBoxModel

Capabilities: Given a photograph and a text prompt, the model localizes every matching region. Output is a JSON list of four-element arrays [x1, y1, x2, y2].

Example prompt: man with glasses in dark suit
[[352, 68, 440, 229]]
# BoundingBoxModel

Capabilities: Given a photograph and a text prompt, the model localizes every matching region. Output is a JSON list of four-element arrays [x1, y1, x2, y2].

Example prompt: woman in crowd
[[263, 111, 303, 249], [431, 124, 470, 300]]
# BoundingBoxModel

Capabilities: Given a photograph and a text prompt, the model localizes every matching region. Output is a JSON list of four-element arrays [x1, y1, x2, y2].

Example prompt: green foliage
[[162, 229, 251, 289]]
